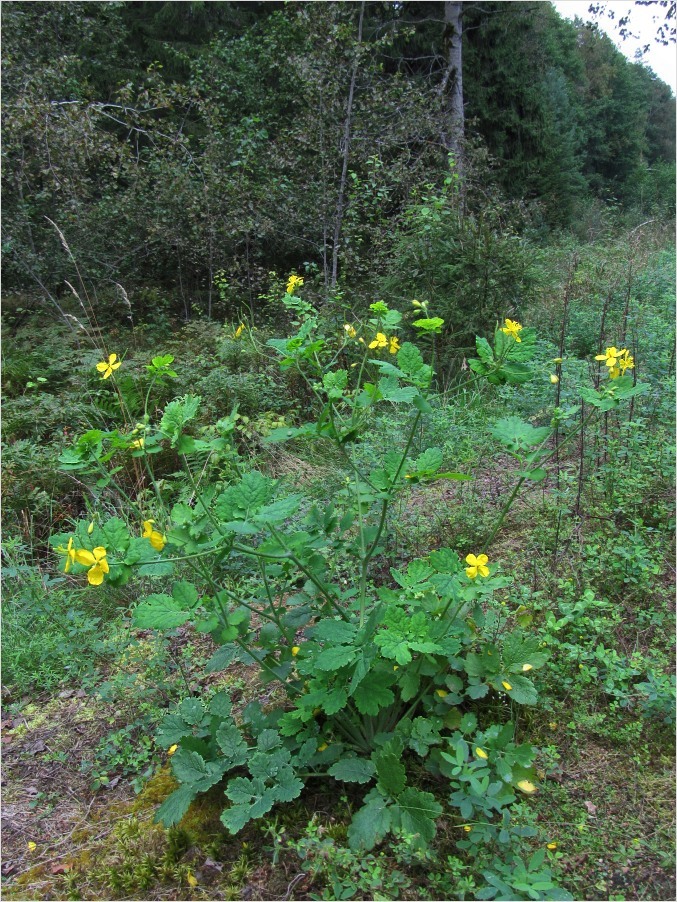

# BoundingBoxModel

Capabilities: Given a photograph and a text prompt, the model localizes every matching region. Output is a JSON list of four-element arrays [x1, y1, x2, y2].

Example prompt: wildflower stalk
[[482, 405, 598, 551]]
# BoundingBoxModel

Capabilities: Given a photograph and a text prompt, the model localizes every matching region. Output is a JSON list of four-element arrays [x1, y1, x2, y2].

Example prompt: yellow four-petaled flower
[[73, 546, 109, 586], [96, 353, 122, 380], [465, 553, 489, 579], [286, 274, 304, 295], [142, 519, 166, 552], [595, 346, 634, 379], [501, 319, 523, 342]]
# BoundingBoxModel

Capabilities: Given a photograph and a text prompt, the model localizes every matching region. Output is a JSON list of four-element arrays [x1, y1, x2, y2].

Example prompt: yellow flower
[[286, 274, 304, 294], [553, 357, 564, 364], [547, 842, 558, 850], [168, 744, 178, 756], [595, 346, 622, 369], [186, 872, 198, 888], [96, 353, 122, 379], [368, 332, 389, 350], [63, 536, 76, 573], [130, 437, 145, 449], [618, 349, 634, 375], [465, 553, 489, 579], [522, 663, 533, 672], [291, 646, 300, 656], [463, 825, 472, 832], [73, 546, 109, 586], [502, 680, 512, 691], [516, 779, 537, 794], [501, 319, 523, 342], [234, 323, 245, 339], [435, 689, 448, 698], [27, 841, 37, 852], [475, 747, 488, 760], [388, 336, 400, 354], [142, 520, 166, 552], [317, 741, 328, 752], [549, 722, 558, 730], [550, 374, 559, 384], [344, 324, 357, 339]]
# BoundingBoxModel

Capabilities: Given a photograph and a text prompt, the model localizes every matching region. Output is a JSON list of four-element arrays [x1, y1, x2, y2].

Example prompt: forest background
[[1, 2, 676, 901]]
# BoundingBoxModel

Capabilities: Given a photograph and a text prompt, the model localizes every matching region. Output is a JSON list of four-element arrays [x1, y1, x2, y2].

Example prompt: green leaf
[[216, 723, 248, 768], [209, 691, 233, 718], [502, 633, 549, 672], [496, 326, 537, 361], [328, 758, 377, 784], [313, 619, 358, 644], [491, 417, 551, 452], [205, 644, 238, 672], [501, 361, 533, 385], [323, 369, 348, 399], [500, 674, 538, 705], [374, 750, 406, 797], [396, 787, 442, 843], [466, 682, 489, 699], [155, 785, 197, 827], [160, 395, 201, 445], [398, 670, 420, 701], [429, 547, 462, 573], [314, 645, 357, 671], [138, 559, 175, 578], [132, 594, 192, 630], [353, 671, 395, 715], [407, 717, 443, 756], [252, 494, 303, 525], [475, 336, 495, 364], [411, 447, 443, 476], [171, 749, 227, 790], [172, 580, 199, 608], [374, 608, 442, 665], [215, 471, 272, 520], [156, 714, 192, 747], [396, 342, 424, 375], [348, 792, 392, 851], [378, 376, 418, 404], [178, 697, 207, 725], [412, 317, 444, 334], [412, 394, 433, 414]]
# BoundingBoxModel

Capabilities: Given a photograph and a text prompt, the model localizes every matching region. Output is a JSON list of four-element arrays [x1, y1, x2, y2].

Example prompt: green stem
[[481, 406, 598, 552], [264, 524, 349, 621]]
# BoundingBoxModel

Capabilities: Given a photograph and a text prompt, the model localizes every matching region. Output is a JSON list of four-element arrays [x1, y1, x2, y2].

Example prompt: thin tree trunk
[[442, 1, 464, 163], [331, 1, 365, 289]]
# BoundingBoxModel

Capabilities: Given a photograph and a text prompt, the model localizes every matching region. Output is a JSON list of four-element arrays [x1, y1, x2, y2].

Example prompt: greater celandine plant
[[52, 283, 646, 855]]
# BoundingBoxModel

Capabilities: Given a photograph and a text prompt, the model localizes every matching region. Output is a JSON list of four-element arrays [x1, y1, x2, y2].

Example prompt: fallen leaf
[[50, 863, 72, 875], [583, 800, 597, 816], [203, 857, 224, 872], [26, 739, 47, 755]]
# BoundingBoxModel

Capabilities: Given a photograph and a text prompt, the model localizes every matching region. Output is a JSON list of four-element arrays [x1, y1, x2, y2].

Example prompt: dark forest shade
[[2, 0, 674, 304]]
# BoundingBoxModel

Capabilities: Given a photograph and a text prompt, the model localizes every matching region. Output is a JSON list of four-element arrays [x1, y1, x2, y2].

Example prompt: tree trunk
[[442, 1, 464, 163], [331, 1, 365, 289]]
